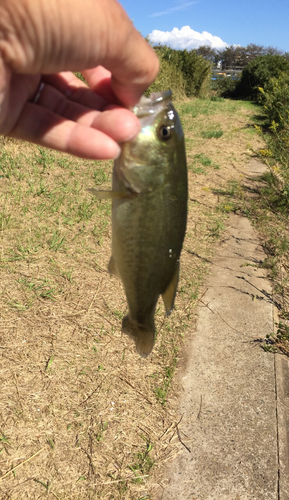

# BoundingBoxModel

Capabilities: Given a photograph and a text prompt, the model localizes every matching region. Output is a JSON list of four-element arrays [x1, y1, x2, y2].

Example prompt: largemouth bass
[[90, 90, 187, 357]]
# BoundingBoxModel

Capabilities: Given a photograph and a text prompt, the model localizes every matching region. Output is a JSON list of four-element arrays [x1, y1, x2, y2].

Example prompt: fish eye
[[158, 125, 172, 141]]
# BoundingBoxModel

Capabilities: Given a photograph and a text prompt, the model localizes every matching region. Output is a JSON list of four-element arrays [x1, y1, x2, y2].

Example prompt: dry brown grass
[[0, 98, 264, 499]]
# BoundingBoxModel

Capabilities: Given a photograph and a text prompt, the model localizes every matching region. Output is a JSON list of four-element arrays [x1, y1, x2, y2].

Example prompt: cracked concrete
[[161, 160, 289, 500]]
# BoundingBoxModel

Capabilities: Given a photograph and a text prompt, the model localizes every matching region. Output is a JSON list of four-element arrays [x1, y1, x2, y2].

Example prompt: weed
[[275, 321, 289, 341], [49, 231, 66, 252], [17, 277, 59, 301], [189, 153, 220, 174], [261, 338, 278, 353], [154, 386, 167, 405], [0, 433, 10, 445], [45, 356, 55, 372], [190, 165, 205, 174], [77, 200, 96, 221], [113, 309, 123, 319], [129, 439, 154, 482], [213, 180, 242, 198], [208, 218, 226, 238], [218, 202, 236, 213], [262, 322, 289, 355], [180, 103, 195, 115], [7, 243, 40, 262], [194, 154, 212, 166], [33, 478, 50, 491], [93, 168, 108, 185], [95, 421, 108, 443], [8, 299, 31, 311], [46, 437, 55, 450], [210, 96, 225, 102], [76, 476, 87, 482], [35, 146, 55, 170], [154, 356, 178, 405], [0, 212, 12, 231], [201, 129, 223, 139]]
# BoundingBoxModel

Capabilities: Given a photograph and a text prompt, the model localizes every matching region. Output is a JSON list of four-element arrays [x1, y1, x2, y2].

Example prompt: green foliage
[[148, 45, 212, 98], [233, 55, 289, 101], [211, 75, 240, 98], [129, 440, 154, 481], [260, 73, 289, 128], [261, 322, 289, 355], [201, 129, 223, 139], [257, 73, 289, 212], [275, 322, 289, 343], [210, 96, 225, 102], [176, 48, 212, 97], [147, 56, 186, 100]]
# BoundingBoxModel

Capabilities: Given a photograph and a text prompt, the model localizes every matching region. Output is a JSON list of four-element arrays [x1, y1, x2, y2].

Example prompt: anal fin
[[108, 255, 119, 277]]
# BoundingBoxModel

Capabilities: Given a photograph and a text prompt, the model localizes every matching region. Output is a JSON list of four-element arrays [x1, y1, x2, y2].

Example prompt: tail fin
[[122, 315, 155, 358]]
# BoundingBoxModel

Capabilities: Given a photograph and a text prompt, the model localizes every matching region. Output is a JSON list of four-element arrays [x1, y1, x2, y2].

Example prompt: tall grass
[[243, 76, 289, 335], [258, 73, 289, 212]]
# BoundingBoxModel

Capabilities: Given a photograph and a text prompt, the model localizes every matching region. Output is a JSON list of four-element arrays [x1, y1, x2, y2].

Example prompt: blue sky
[[119, 0, 289, 52]]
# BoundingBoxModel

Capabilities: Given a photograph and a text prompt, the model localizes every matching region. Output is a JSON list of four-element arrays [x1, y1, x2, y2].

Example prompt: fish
[[90, 90, 188, 357]]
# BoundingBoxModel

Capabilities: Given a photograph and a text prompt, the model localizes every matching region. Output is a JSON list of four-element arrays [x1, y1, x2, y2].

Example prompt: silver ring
[[32, 82, 45, 104]]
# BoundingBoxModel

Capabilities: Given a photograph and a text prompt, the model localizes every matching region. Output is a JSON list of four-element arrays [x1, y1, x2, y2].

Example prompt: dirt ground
[[0, 99, 264, 499]]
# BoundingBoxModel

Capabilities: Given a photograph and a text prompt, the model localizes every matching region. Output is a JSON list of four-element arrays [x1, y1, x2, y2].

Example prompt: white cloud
[[148, 26, 228, 50]]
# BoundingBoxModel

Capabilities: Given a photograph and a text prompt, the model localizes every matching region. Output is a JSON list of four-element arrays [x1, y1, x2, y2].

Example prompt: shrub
[[149, 45, 212, 99], [176, 49, 212, 98], [211, 75, 240, 98], [146, 57, 186, 100], [260, 73, 289, 128], [259, 73, 289, 212], [233, 55, 289, 101]]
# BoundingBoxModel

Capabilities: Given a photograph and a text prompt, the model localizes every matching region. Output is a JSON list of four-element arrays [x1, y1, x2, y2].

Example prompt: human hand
[[0, 0, 159, 159]]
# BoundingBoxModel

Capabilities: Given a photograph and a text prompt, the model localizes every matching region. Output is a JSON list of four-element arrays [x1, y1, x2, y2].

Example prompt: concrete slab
[[276, 354, 289, 500], [161, 161, 289, 500]]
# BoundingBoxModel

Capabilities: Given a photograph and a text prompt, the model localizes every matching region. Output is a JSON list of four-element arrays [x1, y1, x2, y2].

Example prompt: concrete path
[[162, 160, 289, 500]]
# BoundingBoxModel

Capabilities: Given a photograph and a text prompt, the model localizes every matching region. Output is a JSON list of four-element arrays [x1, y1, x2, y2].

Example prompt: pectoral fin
[[162, 262, 180, 316], [88, 188, 135, 200]]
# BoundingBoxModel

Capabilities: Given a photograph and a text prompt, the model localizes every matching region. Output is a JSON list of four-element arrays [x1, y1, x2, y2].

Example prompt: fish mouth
[[133, 90, 172, 119]]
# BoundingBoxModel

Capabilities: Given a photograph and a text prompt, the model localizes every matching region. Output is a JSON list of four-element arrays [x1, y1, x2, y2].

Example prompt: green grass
[[210, 96, 225, 102], [201, 129, 223, 139], [179, 97, 256, 121], [189, 153, 220, 174]]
